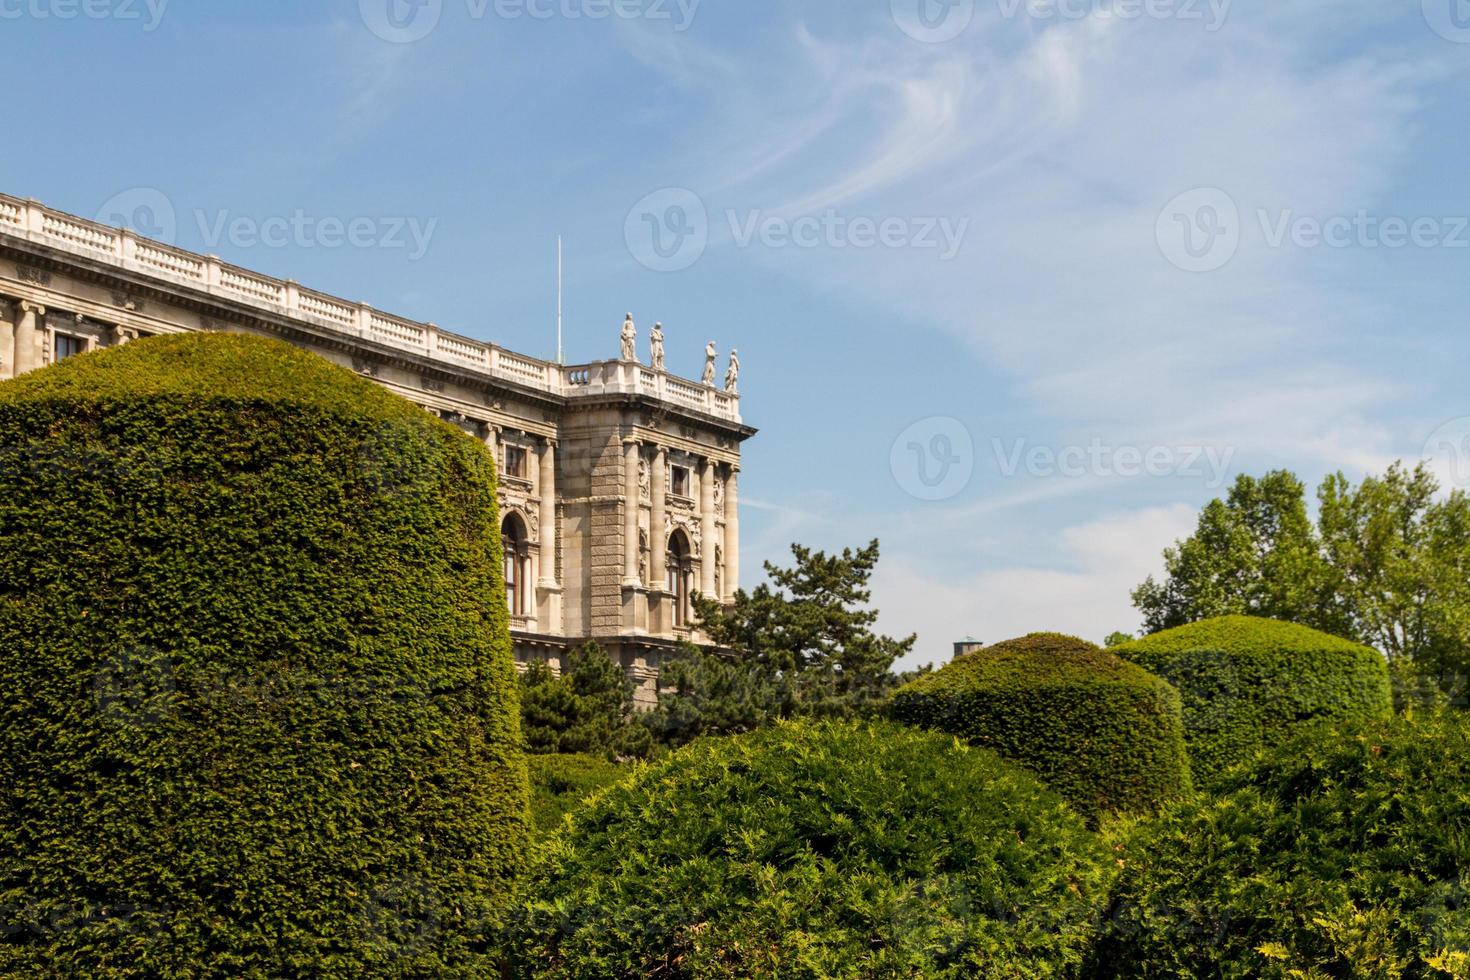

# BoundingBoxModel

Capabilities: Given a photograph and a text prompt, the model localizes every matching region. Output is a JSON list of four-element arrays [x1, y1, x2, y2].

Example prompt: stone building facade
[[0, 194, 756, 707]]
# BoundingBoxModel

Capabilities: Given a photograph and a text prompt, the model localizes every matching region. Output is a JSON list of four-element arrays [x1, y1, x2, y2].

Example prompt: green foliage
[[1094, 714, 1470, 979], [526, 754, 629, 836], [890, 634, 1191, 818], [641, 643, 784, 748], [1113, 615, 1392, 786], [506, 719, 1111, 979], [0, 334, 527, 977], [1104, 631, 1135, 649], [682, 539, 915, 728], [1133, 470, 1338, 635], [1319, 463, 1470, 694], [1133, 464, 1470, 702], [521, 642, 652, 759]]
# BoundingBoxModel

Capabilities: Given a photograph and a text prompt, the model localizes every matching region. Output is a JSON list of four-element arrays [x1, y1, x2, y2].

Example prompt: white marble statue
[[725, 349, 740, 393], [702, 341, 718, 386], [620, 313, 637, 362], [650, 322, 666, 371]]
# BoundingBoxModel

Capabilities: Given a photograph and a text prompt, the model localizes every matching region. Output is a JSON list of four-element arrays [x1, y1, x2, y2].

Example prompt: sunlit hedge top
[[0, 329, 428, 414], [507, 719, 1110, 979], [890, 634, 1190, 818], [900, 632, 1165, 694], [1112, 615, 1391, 786], [1113, 614, 1379, 659], [0, 333, 526, 977]]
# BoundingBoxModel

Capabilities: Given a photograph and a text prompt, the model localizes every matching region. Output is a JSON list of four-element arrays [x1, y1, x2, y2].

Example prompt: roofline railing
[[0, 194, 741, 423]]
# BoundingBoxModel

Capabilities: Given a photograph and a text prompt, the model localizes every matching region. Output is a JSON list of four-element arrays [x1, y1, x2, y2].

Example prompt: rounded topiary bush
[[1094, 714, 1470, 979], [506, 719, 1111, 979], [889, 633, 1190, 818], [1112, 615, 1392, 786], [0, 334, 527, 977]]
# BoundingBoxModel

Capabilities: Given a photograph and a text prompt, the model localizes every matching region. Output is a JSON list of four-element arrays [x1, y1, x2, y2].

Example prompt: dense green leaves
[[506, 720, 1111, 979], [662, 540, 915, 740], [0, 334, 527, 977], [1133, 464, 1470, 702], [525, 754, 631, 836], [1113, 615, 1392, 786], [520, 642, 652, 759], [1132, 471, 1335, 634], [890, 634, 1191, 818], [1095, 714, 1470, 979]]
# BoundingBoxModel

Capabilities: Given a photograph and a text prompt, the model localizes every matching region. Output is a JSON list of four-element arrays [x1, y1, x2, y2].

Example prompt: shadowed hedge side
[[889, 634, 1191, 818], [0, 334, 527, 977], [1093, 714, 1470, 978], [1112, 615, 1392, 786]]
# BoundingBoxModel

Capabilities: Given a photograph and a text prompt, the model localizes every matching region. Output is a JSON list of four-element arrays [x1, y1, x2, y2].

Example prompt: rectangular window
[[504, 446, 528, 479], [54, 334, 87, 361], [671, 465, 690, 497]]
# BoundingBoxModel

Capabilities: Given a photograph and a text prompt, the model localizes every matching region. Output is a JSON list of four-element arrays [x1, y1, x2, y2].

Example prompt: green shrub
[[0, 334, 527, 977], [506, 719, 1111, 979], [889, 633, 1190, 818], [521, 642, 653, 759], [1112, 615, 1392, 786], [1094, 713, 1470, 978], [526, 754, 630, 835]]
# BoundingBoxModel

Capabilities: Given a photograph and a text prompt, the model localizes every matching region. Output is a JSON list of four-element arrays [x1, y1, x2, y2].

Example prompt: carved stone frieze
[[17, 265, 51, 286]]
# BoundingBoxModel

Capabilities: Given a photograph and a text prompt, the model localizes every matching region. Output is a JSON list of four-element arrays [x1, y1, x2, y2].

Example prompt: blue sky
[[6, 0, 1470, 667]]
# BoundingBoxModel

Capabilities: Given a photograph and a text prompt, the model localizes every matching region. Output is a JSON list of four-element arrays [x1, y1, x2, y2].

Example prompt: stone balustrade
[[0, 193, 742, 423]]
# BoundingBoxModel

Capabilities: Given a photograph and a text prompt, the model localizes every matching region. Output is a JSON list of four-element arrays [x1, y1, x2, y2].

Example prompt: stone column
[[537, 439, 558, 588], [700, 458, 718, 597], [0, 299, 15, 381], [726, 467, 741, 600], [650, 445, 668, 590], [623, 438, 642, 587], [13, 301, 44, 376]]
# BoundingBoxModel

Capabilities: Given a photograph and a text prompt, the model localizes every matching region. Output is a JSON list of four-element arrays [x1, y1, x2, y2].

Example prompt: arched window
[[502, 513, 530, 617], [667, 529, 694, 628]]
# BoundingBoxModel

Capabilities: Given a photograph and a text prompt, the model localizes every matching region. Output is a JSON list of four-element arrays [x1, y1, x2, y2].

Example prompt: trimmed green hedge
[[1094, 714, 1470, 978], [1112, 615, 1392, 786], [0, 334, 527, 977], [889, 633, 1190, 817], [526, 753, 629, 835], [506, 719, 1111, 979]]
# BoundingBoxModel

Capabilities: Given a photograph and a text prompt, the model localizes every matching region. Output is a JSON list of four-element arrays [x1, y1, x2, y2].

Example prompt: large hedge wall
[[889, 633, 1190, 817], [1093, 713, 1470, 978], [0, 334, 527, 977], [506, 719, 1111, 979], [1112, 616, 1392, 786]]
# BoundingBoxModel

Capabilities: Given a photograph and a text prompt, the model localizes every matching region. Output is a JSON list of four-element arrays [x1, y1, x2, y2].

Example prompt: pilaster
[[700, 457, 718, 597]]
